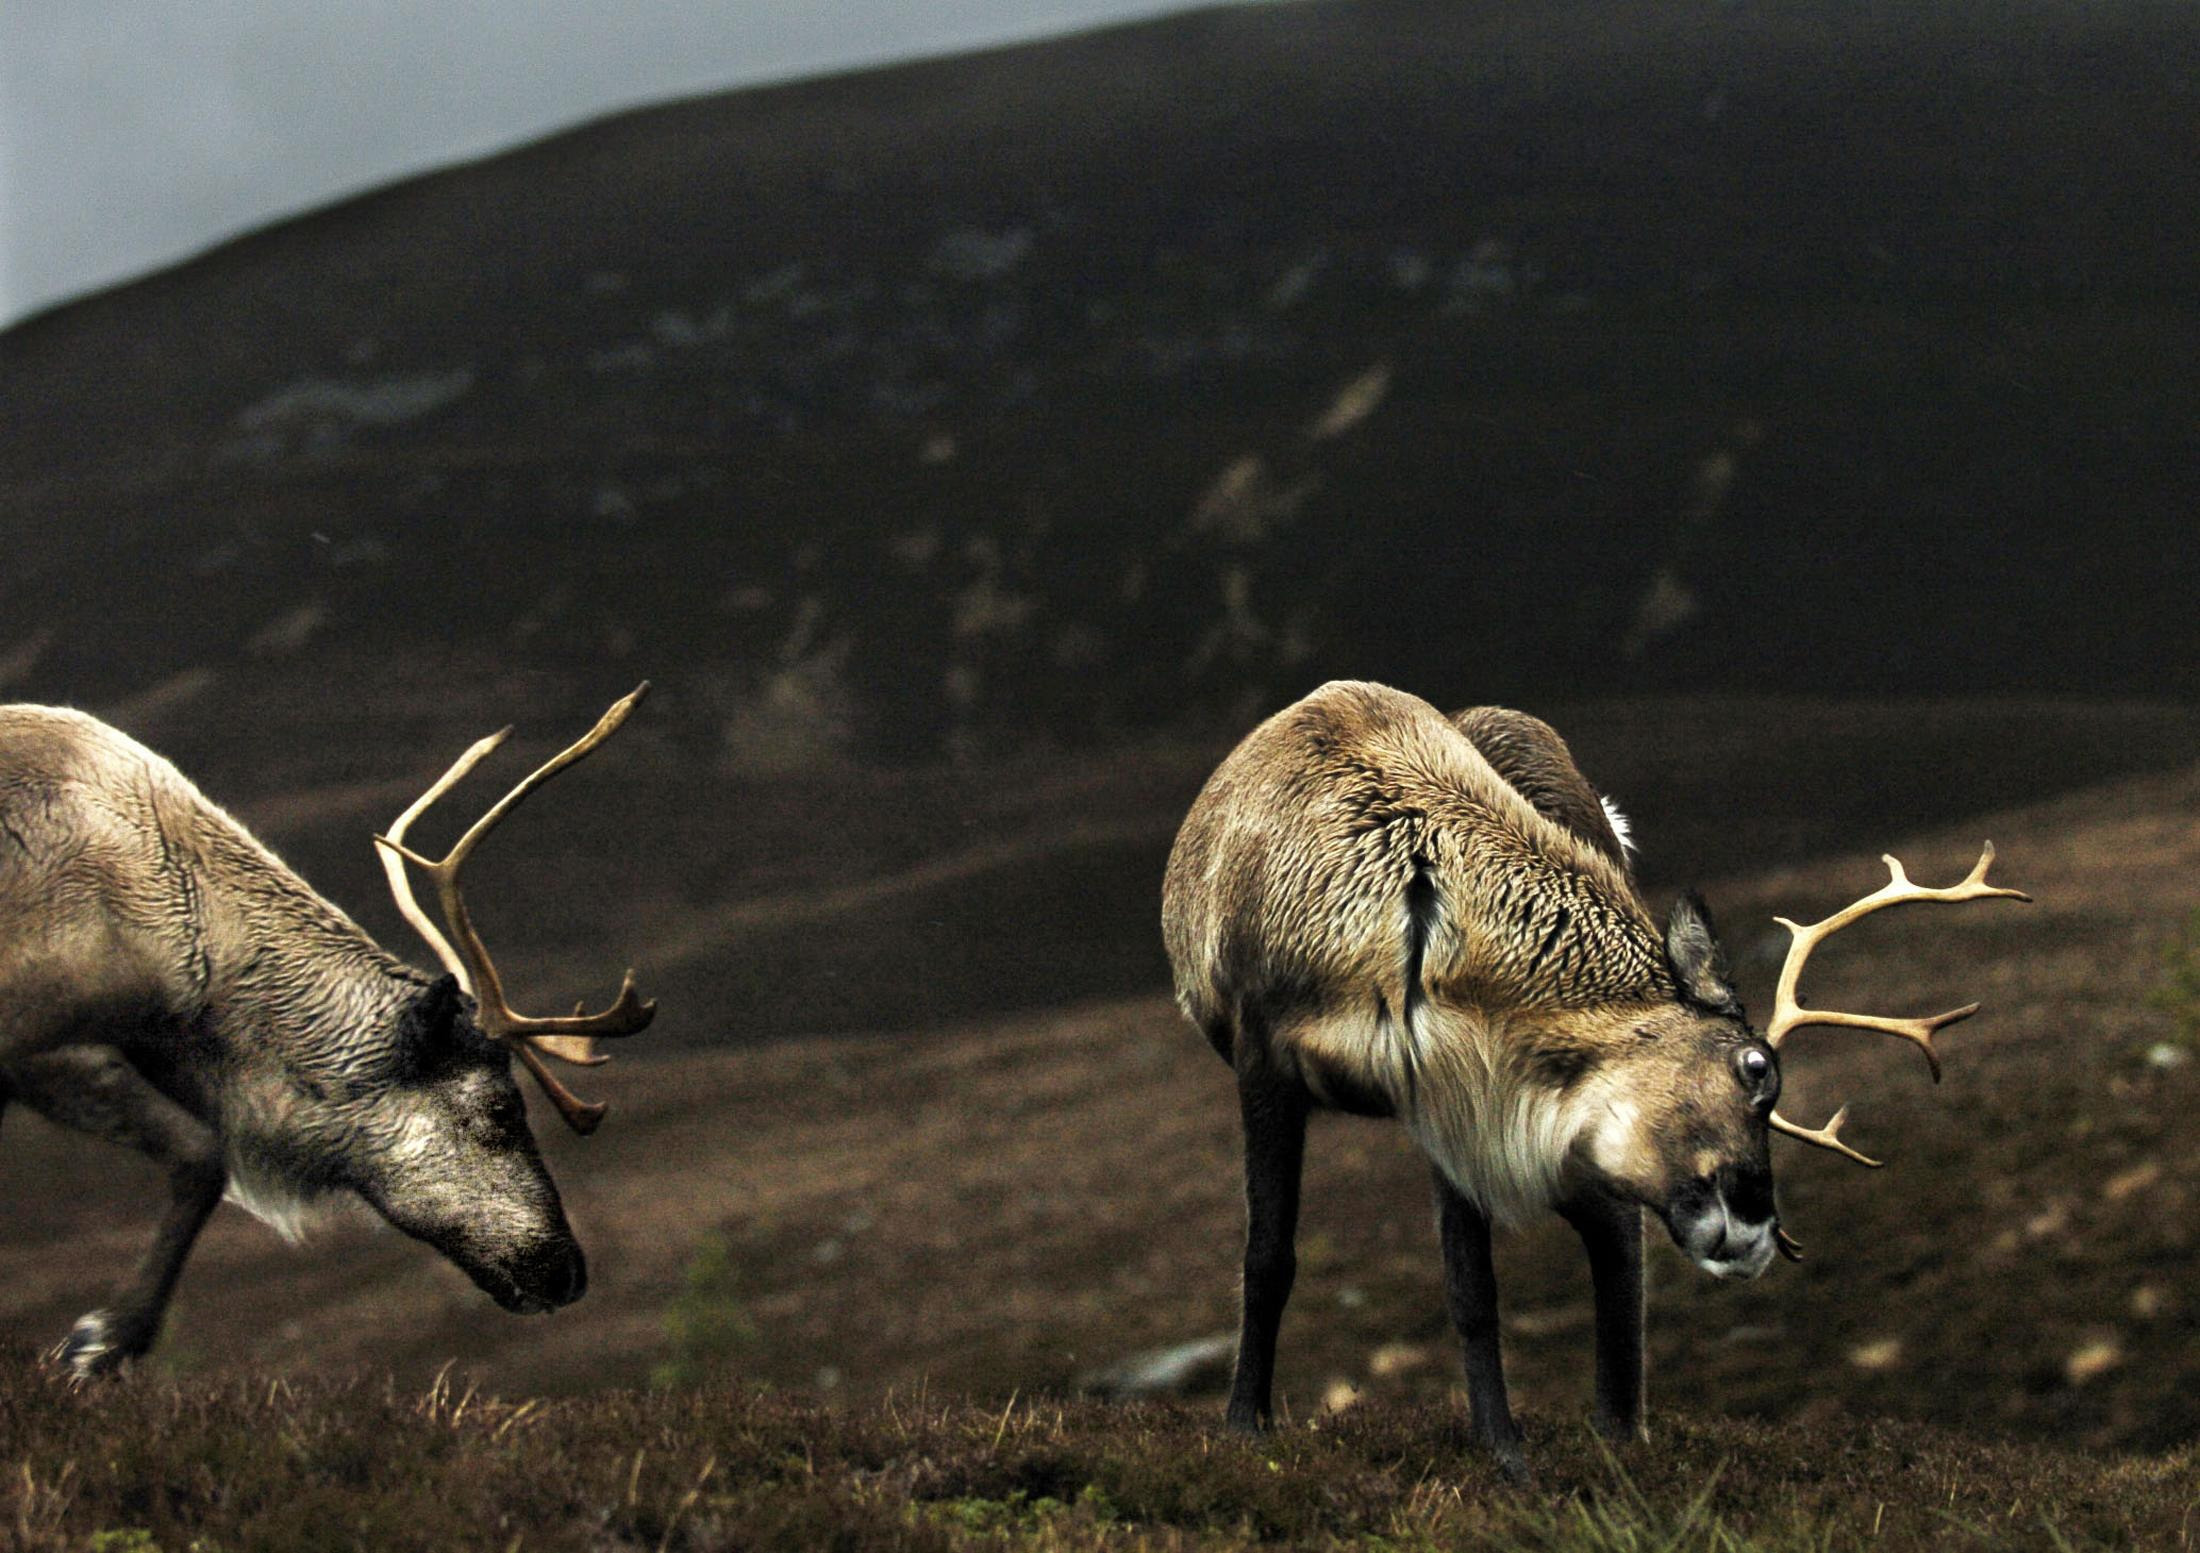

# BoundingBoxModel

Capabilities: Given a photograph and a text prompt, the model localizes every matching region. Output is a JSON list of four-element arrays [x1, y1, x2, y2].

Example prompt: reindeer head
[[1568, 844, 2028, 1278], [359, 686, 657, 1312], [337, 971, 588, 1313]]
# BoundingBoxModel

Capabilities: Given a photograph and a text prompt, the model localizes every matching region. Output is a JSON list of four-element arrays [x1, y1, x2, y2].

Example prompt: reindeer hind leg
[[1225, 1008, 1309, 1432]]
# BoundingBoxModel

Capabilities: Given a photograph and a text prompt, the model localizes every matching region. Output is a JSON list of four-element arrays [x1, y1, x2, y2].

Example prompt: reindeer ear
[[1665, 891, 1741, 1016], [412, 973, 468, 1035]]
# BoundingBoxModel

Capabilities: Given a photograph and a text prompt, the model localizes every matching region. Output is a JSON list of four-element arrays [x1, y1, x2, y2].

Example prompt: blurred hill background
[[1, 0, 2197, 1469]]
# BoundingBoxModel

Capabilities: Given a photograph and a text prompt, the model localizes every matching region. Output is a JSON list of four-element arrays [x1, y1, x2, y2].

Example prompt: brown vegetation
[[3, 1366, 2194, 1551]]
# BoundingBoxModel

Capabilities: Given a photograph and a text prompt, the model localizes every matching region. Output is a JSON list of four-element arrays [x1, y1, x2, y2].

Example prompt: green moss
[[653, 1234, 759, 1389], [2149, 905, 2200, 1049]]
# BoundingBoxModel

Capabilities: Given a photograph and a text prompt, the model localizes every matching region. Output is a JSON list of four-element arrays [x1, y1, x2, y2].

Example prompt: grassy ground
[[3, 1365, 2194, 1551]]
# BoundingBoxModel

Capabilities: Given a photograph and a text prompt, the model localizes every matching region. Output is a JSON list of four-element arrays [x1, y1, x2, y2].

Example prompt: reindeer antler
[[1766, 842, 2030, 1167], [376, 685, 657, 1135]]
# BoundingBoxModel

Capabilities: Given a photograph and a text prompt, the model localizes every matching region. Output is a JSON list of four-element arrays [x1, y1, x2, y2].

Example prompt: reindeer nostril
[[510, 1241, 586, 1308]]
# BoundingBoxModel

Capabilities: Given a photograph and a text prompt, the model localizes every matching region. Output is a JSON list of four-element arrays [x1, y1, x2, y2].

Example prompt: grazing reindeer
[[0, 688, 655, 1377], [1162, 681, 2026, 1474]]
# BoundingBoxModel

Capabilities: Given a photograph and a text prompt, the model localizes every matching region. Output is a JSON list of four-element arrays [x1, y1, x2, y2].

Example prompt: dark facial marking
[[1527, 1041, 1601, 1090]]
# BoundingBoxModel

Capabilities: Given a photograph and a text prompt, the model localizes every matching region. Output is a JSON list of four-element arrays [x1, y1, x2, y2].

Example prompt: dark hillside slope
[[3, 0, 2197, 757]]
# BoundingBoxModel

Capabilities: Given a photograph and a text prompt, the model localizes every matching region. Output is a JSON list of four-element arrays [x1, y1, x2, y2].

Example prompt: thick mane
[[1287, 682, 1668, 1014]]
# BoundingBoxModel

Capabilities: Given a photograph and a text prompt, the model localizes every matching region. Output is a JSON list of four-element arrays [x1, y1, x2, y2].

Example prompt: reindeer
[[0, 687, 656, 1378], [1161, 681, 2027, 1475]]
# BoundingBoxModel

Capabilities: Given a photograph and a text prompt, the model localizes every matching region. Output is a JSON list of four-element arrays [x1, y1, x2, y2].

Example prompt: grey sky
[[0, 0, 1214, 326]]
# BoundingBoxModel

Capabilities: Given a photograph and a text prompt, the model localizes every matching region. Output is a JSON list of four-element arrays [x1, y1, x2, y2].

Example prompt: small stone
[[1320, 1379, 1362, 1414], [1718, 1324, 1784, 1347], [2065, 1337, 2123, 1385], [1078, 1334, 1236, 1399], [1368, 1342, 1432, 1378], [2024, 1200, 2072, 1240], [2130, 1285, 2169, 1319], [1848, 1338, 1903, 1372], [1506, 1303, 1590, 1338], [2103, 1161, 2162, 1202], [2146, 1043, 2190, 1070]]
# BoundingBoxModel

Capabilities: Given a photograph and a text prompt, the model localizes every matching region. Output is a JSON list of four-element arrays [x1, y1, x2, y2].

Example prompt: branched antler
[[376, 685, 657, 1134], [1765, 842, 2030, 1167]]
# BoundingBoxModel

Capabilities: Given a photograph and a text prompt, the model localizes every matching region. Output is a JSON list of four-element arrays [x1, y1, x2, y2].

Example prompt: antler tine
[[498, 968, 655, 1041], [1765, 842, 2030, 1058], [375, 684, 652, 1032], [1763, 841, 2030, 1170], [1768, 1103, 1882, 1168], [392, 682, 651, 885], [373, 686, 656, 1136], [374, 727, 513, 991], [511, 1041, 609, 1136]]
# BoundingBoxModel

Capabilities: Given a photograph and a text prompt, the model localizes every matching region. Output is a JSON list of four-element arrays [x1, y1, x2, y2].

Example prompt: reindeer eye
[[1736, 1047, 1771, 1085]]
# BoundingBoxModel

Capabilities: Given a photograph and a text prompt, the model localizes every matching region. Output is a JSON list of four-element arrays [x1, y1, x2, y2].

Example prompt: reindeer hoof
[[1591, 1412, 1649, 1447], [50, 1312, 136, 1382]]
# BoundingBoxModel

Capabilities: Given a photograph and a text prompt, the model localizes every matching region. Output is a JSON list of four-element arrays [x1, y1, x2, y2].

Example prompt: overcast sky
[[0, 0, 1218, 326]]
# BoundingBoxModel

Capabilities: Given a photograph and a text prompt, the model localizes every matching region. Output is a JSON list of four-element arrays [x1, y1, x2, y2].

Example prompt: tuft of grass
[[652, 1235, 758, 1390], [2148, 905, 2200, 1051]]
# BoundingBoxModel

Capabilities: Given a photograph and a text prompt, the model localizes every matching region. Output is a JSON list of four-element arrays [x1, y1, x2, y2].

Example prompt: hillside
[[3, 1, 2199, 1539], [3, 0, 2197, 765]]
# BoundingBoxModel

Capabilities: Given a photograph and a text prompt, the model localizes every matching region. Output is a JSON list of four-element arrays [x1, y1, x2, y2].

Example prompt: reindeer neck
[[1396, 999, 1664, 1228], [173, 795, 427, 1068]]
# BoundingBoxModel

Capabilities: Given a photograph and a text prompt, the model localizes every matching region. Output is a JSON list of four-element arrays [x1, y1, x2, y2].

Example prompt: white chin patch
[[1696, 1253, 1758, 1280], [1695, 1236, 1777, 1281]]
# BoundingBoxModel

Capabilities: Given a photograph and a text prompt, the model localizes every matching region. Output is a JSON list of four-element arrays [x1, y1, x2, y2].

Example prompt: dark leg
[[9, 1045, 226, 1380], [1225, 1057, 1308, 1432], [1434, 1169, 1527, 1479], [1560, 1192, 1646, 1442]]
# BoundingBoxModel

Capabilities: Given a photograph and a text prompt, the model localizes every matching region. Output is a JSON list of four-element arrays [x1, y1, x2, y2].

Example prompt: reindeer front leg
[[1560, 1190, 1647, 1442], [10, 1045, 225, 1380], [1433, 1171, 1528, 1480]]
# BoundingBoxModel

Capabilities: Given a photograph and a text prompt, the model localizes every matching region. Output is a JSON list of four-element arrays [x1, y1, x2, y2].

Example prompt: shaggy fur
[[1163, 681, 1778, 1472], [0, 704, 587, 1377]]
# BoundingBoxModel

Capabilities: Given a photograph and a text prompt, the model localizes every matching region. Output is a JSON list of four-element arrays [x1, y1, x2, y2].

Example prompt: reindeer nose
[[550, 1245, 588, 1306], [513, 1241, 587, 1309]]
